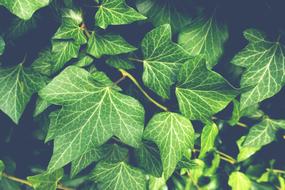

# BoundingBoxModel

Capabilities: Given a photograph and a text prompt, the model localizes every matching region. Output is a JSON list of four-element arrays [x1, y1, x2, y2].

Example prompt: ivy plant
[[0, 0, 285, 190]]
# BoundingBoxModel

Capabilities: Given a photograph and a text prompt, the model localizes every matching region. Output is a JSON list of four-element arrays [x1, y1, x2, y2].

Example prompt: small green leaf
[[0, 0, 50, 20], [0, 160, 4, 179], [74, 55, 93, 67], [106, 56, 135, 70], [236, 136, 261, 162], [91, 161, 146, 190], [32, 49, 53, 76], [53, 9, 87, 45], [136, 0, 191, 32], [231, 29, 285, 110], [135, 141, 163, 177], [71, 147, 104, 177], [243, 118, 285, 147], [175, 57, 238, 122], [33, 97, 50, 117], [27, 169, 64, 190], [228, 171, 252, 190], [141, 24, 190, 99], [199, 123, 219, 158], [143, 112, 195, 179], [178, 16, 228, 67], [87, 33, 136, 58], [51, 41, 80, 73], [0, 36, 5, 55], [95, 0, 146, 29], [39, 66, 145, 172], [0, 65, 46, 124]]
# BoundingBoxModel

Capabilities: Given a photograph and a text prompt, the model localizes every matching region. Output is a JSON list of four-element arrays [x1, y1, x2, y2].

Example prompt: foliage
[[0, 0, 285, 189]]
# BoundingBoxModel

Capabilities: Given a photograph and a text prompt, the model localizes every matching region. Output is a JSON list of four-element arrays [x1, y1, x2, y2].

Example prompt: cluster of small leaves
[[0, 0, 285, 190]]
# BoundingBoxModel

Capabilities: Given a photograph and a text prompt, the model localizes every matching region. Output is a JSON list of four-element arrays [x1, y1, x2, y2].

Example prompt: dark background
[[0, 0, 284, 185]]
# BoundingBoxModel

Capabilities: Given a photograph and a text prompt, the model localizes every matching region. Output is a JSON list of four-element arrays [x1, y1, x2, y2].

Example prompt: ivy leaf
[[39, 66, 145, 171], [74, 54, 93, 68], [0, 36, 5, 55], [0, 65, 46, 124], [106, 56, 135, 70], [45, 110, 60, 143], [236, 136, 261, 162], [71, 147, 104, 177], [228, 171, 252, 190], [243, 118, 285, 147], [7, 16, 38, 39], [199, 122, 219, 158], [141, 24, 190, 99], [95, 0, 146, 29], [143, 112, 195, 179], [103, 143, 129, 163], [231, 29, 285, 110], [53, 9, 87, 45], [0, 160, 4, 179], [33, 97, 50, 117], [27, 169, 64, 190], [178, 16, 228, 67], [87, 33, 136, 58], [91, 161, 146, 190], [32, 49, 53, 76], [175, 57, 238, 122], [51, 41, 80, 73], [0, 0, 49, 20], [136, 0, 191, 32], [135, 141, 163, 177]]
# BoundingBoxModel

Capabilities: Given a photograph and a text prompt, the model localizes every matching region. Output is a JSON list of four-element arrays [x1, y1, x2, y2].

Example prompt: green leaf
[[102, 143, 129, 163], [45, 110, 60, 142], [33, 97, 50, 117], [236, 136, 261, 162], [143, 112, 195, 179], [175, 57, 238, 122], [95, 0, 146, 29], [243, 118, 285, 147], [32, 49, 53, 76], [71, 147, 104, 177], [178, 16, 228, 67], [106, 56, 135, 70], [7, 16, 38, 39], [135, 141, 163, 177], [27, 169, 64, 190], [0, 160, 4, 179], [74, 55, 93, 67], [51, 41, 80, 73], [39, 66, 145, 171], [0, 64, 46, 124], [141, 24, 190, 99], [91, 161, 146, 190], [53, 9, 87, 45], [0, 36, 5, 55], [87, 33, 136, 58], [0, 178, 21, 190], [136, 0, 191, 32], [148, 176, 166, 190], [199, 122, 219, 158], [228, 171, 252, 190], [0, 0, 49, 20], [231, 29, 285, 110]]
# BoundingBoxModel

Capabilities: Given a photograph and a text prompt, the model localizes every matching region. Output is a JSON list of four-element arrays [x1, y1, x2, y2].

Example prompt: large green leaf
[[199, 122, 219, 158], [143, 112, 195, 179], [243, 118, 285, 147], [0, 0, 50, 20], [87, 33, 136, 58], [141, 24, 191, 99], [53, 9, 87, 45], [27, 169, 64, 190], [136, 0, 191, 32], [39, 66, 145, 172], [91, 161, 146, 190], [231, 29, 285, 110], [175, 57, 238, 122], [178, 16, 228, 67], [228, 171, 252, 190], [95, 0, 146, 29], [0, 64, 46, 124]]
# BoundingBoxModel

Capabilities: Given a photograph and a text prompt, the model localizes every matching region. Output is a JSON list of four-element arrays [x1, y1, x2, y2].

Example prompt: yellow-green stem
[[119, 69, 168, 112]]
